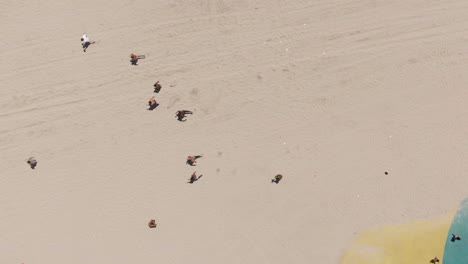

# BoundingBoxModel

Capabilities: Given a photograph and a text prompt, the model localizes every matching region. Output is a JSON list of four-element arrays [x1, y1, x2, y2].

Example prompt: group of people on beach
[[26, 33, 285, 230]]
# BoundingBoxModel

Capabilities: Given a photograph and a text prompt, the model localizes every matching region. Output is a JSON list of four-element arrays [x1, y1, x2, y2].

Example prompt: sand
[[342, 210, 455, 263], [1, 0, 468, 263]]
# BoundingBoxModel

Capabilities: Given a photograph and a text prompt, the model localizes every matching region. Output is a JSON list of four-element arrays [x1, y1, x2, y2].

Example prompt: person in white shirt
[[81, 34, 95, 52]]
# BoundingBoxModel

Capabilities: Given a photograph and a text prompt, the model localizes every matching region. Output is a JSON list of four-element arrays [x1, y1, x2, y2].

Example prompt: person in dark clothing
[[186, 155, 202, 166], [148, 96, 159, 110], [154, 81, 162, 93], [188, 171, 202, 184], [130, 53, 139, 65], [451, 233, 461, 242], [27, 157, 37, 169], [175, 110, 193, 121], [271, 174, 283, 184]]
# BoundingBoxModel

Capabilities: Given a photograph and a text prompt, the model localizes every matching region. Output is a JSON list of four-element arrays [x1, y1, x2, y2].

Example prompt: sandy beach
[[1, 0, 468, 263]]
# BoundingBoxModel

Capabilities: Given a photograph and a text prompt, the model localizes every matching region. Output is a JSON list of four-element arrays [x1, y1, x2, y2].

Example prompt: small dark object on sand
[[272, 174, 283, 184], [27, 157, 37, 169], [148, 219, 157, 228]]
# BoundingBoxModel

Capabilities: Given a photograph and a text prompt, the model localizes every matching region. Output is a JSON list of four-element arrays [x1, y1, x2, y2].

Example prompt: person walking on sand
[[175, 110, 193, 121], [272, 174, 283, 184], [130, 53, 139, 65], [148, 96, 158, 110], [27, 157, 37, 169], [154, 81, 162, 93], [430, 257, 439, 263], [148, 219, 157, 228], [186, 155, 202, 166], [81, 34, 95, 52], [188, 171, 202, 184], [130, 53, 145, 65]]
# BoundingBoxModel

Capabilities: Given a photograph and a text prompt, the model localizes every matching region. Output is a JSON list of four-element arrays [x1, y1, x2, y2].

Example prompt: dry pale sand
[[1, 0, 468, 263]]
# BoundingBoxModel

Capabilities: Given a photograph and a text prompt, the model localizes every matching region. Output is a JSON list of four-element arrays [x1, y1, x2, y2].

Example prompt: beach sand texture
[[341, 209, 455, 263], [1, 0, 468, 263]]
